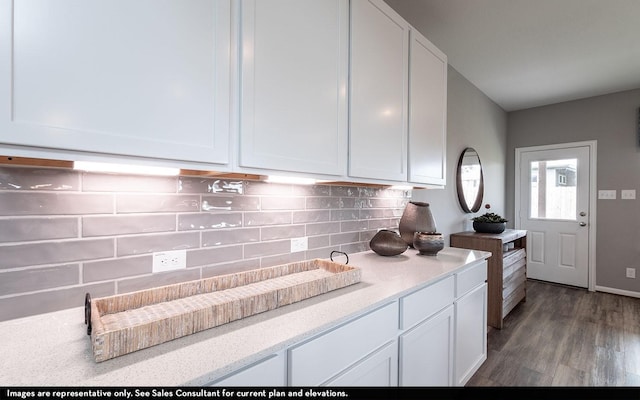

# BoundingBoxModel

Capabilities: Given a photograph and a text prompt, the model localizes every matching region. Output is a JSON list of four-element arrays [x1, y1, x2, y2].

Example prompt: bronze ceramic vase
[[369, 230, 408, 256], [399, 202, 437, 247], [413, 232, 444, 256]]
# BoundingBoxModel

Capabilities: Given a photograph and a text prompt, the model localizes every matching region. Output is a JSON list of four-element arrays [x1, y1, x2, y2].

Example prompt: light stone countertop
[[0, 247, 490, 386]]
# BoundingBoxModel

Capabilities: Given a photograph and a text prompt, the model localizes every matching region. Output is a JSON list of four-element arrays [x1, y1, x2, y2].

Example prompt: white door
[[515, 142, 596, 289]]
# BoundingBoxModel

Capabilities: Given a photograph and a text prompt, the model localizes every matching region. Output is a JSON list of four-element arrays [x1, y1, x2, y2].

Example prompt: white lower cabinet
[[208, 260, 487, 387], [288, 302, 398, 386], [399, 305, 454, 386], [325, 340, 398, 386], [454, 263, 488, 386], [209, 351, 286, 386]]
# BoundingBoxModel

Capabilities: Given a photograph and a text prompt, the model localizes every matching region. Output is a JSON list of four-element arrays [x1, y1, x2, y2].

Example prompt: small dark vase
[[413, 232, 444, 256], [399, 202, 437, 247], [472, 221, 506, 234], [369, 230, 408, 256]]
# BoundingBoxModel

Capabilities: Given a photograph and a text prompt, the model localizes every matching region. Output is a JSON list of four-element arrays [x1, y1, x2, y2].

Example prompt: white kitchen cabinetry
[[288, 301, 398, 386], [325, 340, 398, 386], [398, 276, 455, 386], [349, 0, 410, 182], [0, 0, 230, 166], [349, 0, 448, 186], [408, 29, 448, 186], [209, 352, 286, 386], [239, 0, 348, 177], [454, 261, 488, 386], [399, 305, 454, 386]]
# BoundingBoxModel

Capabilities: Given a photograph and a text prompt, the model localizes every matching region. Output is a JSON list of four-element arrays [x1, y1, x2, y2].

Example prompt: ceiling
[[385, 0, 640, 112]]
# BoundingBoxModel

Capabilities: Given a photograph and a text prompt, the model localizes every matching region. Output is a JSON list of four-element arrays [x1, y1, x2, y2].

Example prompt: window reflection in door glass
[[530, 159, 577, 220]]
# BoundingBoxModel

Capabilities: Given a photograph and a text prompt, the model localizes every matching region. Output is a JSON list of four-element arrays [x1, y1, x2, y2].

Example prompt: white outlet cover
[[621, 190, 636, 199], [291, 237, 308, 253], [598, 190, 616, 200], [152, 250, 187, 273]]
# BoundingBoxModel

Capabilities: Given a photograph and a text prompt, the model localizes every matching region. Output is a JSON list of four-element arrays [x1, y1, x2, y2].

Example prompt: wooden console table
[[450, 229, 527, 329]]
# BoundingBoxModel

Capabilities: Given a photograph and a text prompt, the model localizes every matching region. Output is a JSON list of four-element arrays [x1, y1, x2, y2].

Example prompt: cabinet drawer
[[503, 257, 526, 282], [503, 266, 526, 299], [400, 276, 454, 330], [503, 282, 526, 317], [455, 261, 487, 298], [503, 248, 526, 267], [288, 301, 398, 386]]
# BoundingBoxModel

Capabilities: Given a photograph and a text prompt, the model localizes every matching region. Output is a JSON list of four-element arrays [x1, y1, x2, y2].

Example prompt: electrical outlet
[[152, 249, 187, 273], [626, 268, 636, 279], [291, 237, 308, 253], [621, 190, 636, 200], [598, 190, 616, 200]]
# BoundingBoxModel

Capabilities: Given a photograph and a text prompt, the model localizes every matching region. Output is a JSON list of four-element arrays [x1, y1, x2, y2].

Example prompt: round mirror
[[456, 148, 484, 213]]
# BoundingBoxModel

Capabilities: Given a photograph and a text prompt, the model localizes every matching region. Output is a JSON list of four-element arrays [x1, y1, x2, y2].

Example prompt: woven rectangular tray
[[84, 258, 361, 362]]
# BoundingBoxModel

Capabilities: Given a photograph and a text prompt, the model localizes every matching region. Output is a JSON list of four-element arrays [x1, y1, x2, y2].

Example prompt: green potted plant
[[472, 212, 507, 234]]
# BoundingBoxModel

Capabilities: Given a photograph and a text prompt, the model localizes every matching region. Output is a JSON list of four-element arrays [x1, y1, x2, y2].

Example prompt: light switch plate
[[621, 190, 636, 199], [598, 190, 616, 200]]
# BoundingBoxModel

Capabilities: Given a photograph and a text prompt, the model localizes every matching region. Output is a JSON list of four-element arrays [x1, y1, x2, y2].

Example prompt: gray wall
[[507, 89, 640, 293], [412, 66, 508, 243], [0, 167, 408, 321]]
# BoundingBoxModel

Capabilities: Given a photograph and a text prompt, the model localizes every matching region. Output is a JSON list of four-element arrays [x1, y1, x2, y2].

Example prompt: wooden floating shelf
[[86, 259, 361, 362]]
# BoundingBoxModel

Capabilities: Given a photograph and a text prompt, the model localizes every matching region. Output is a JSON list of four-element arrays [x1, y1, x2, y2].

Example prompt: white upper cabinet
[[408, 29, 447, 186], [0, 0, 231, 166], [239, 0, 348, 176], [349, 0, 410, 182]]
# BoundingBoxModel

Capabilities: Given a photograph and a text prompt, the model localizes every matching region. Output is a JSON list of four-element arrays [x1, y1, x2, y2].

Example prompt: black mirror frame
[[456, 147, 484, 213]]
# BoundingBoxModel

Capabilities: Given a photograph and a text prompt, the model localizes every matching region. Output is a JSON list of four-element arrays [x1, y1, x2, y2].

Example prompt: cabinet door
[[349, 0, 409, 182], [209, 352, 286, 386], [454, 283, 488, 386], [239, 0, 348, 176], [325, 340, 398, 387], [288, 301, 398, 386], [0, 0, 230, 165], [399, 305, 454, 386], [408, 29, 447, 186]]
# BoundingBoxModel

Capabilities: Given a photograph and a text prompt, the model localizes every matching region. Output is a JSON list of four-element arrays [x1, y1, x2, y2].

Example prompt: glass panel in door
[[529, 158, 577, 220]]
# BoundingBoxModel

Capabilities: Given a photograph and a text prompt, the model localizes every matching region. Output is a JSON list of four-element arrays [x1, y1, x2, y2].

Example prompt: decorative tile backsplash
[[0, 165, 410, 321]]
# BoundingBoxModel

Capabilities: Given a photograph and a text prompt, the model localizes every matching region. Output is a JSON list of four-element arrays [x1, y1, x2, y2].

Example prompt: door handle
[[579, 222, 587, 227]]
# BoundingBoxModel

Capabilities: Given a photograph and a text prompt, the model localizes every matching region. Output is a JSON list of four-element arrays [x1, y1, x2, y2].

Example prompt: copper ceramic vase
[[398, 202, 437, 247]]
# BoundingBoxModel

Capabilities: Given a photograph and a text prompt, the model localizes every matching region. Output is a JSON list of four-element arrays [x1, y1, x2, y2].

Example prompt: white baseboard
[[594, 285, 640, 299]]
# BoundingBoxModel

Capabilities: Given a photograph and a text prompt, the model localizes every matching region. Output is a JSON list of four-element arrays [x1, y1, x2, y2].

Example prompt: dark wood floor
[[466, 279, 640, 386]]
